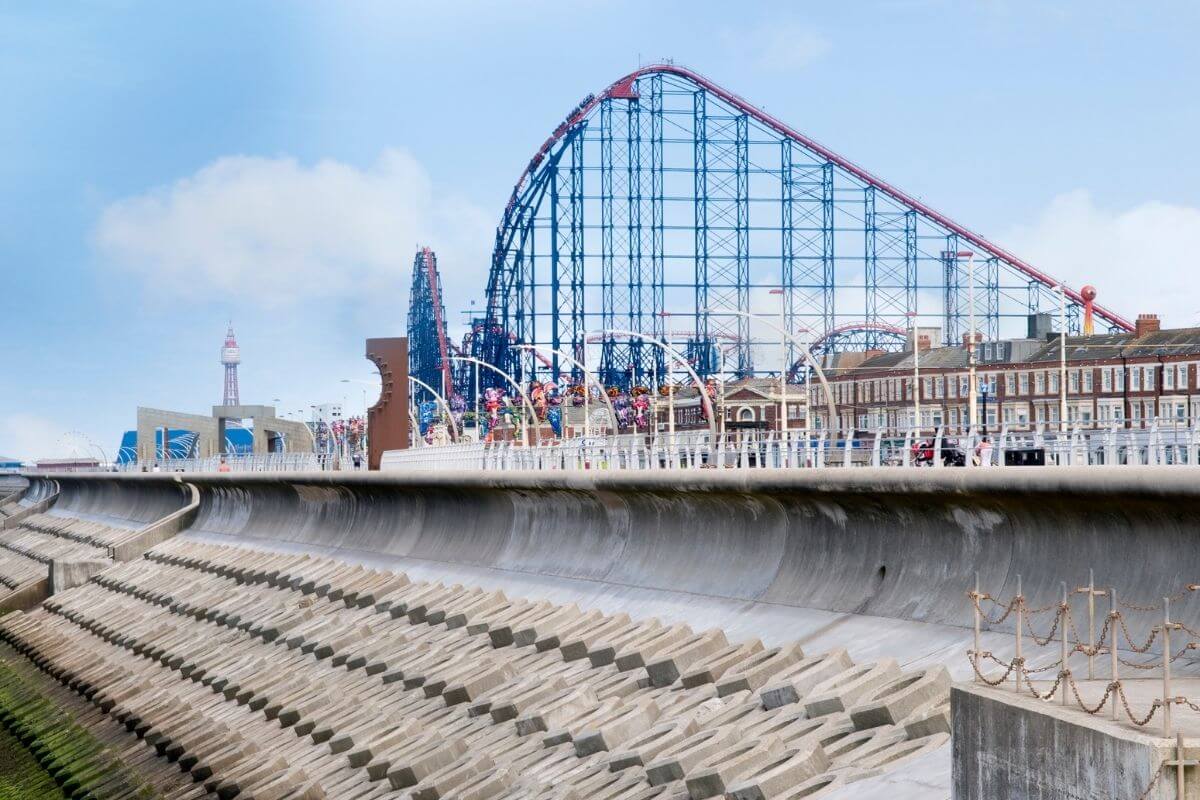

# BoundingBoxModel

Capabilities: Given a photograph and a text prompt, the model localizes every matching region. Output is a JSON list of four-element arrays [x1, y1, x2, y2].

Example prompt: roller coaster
[[410, 63, 1133, 402]]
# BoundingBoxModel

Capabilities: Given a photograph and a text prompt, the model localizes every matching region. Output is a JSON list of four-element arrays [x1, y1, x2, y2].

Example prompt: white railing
[[380, 419, 1200, 472], [116, 453, 365, 473]]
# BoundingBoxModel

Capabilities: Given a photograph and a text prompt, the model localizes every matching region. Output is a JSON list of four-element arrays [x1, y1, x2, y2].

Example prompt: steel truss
[[473, 65, 1133, 395], [407, 247, 452, 403]]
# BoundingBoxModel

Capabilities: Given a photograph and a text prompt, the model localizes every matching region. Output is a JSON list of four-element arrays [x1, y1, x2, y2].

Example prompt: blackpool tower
[[220, 324, 241, 406]]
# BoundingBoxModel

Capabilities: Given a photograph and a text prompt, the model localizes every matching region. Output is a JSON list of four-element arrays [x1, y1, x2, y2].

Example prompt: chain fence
[[969, 573, 1200, 798]]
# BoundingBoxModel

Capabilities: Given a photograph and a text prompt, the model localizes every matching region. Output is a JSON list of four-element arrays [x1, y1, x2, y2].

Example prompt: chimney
[[864, 348, 885, 359], [961, 332, 983, 348], [1135, 314, 1160, 338]]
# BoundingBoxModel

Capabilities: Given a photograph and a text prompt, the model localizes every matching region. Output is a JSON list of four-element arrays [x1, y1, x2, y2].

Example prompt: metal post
[[966, 252, 978, 433], [1058, 284, 1068, 434], [1163, 597, 1172, 739], [1110, 587, 1119, 721], [1088, 568, 1096, 681], [1061, 581, 1070, 706], [973, 572, 982, 684], [1015, 574, 1024, 693]]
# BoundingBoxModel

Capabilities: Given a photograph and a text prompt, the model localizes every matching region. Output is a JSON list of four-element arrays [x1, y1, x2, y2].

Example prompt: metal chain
[[1024, 605, 1066, 646], [1019, 665, 1066, 701], [1066, 610, 1114, 656], [1135, 763, 1163, 800], [1117, 684, 1162, 727], [1117, 614, 1161, 653], [1118, 584, 1197, 613], [969, 652, 1017, 687], [1066, 673, 1117, 715], [971, 593, 1018, 626], [1117, 644, 1198, 671]]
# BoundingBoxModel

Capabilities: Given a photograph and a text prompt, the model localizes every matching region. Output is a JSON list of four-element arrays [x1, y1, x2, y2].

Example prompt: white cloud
[[93, 149, 494, 312], [727, 23, 831, 72], [0, 414, 106, 463], [1003, 190, 1200, 328]]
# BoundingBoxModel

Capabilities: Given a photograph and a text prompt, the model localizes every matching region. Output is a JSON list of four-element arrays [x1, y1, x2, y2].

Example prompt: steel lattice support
[[407, 247, 451, 403], [470, 65, 1133, 396]]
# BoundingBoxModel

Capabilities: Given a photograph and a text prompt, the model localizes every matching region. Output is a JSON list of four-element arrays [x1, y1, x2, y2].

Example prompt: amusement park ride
[[408, 63, 1129, 415]]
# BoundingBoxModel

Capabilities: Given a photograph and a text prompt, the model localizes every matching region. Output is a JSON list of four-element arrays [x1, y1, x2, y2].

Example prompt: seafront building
[[655, 313, 1200, 435]]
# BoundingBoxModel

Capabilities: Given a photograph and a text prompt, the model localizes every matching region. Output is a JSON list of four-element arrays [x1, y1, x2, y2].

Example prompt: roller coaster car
[[912, 439, 966, 467]]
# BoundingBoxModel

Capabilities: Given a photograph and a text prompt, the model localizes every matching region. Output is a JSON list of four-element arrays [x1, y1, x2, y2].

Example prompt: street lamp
[[769, 289, 789, 436], [699, 308, 837, 434], [1056, 284, 1068, 433], [590, 329, 718, 437], [906, 310, 921, 434], [449, 356, 541, 445], [512, 344, 616, 437]]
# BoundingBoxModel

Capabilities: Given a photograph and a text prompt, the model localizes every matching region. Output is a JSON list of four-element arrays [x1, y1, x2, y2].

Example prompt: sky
[[2, 0, 1198, 461]]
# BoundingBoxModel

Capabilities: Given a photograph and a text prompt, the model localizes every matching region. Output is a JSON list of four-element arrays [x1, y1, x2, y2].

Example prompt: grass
[[0, 723, 64, 800]]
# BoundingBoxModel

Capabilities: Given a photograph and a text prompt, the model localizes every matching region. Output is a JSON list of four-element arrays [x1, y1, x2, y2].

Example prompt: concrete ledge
[[107, 480, 200, 562], [0, 482, 58, 530], [952, 682, 1198, 800], [0, 579, 49, 614]]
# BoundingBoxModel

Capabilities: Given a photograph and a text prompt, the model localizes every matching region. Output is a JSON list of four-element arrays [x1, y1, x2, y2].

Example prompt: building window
[[1069, 370, 1080, 394], [1144, 366, 1155, 391], [1005, 373, 1016, 396], [1165, 365, 1175, 390], [1036, 405, 1046, 423], [1050, 372, 1060, 394], [1116, 368, 1125, 392], [1084, 370, 1094, 393], [1179, 364, 1189, 390], [1035, 372, 1046, 395], [922, 377, 932, 399], [738, 407, 755, 422], [1131, 368, 1141, 392], [1102, 368, 1112, 392], [1019, 373, 1030, 395], [935, 377, 944, 399]]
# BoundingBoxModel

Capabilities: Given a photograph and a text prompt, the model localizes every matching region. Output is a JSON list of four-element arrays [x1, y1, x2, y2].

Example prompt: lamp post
[[590, 329, 718, 437], [449, 356, 541, 445], [769, 289, 789, 436], [1057, 284, 1068, 433], [980, 377, 990, 437], [907, 310, 921, 434], [954, 250, 979, 432], [512, 344, 617, 438], [699, 308, 838, 435]]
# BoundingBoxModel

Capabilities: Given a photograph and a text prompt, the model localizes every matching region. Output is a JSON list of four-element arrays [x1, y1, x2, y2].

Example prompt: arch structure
[[407, 247, 453, 402], [471, 64, 1133, 395]]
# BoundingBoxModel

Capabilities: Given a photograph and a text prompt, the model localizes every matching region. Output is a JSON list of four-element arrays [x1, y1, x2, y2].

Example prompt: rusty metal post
[[1061, 581, 1070, 706], [1163, 597, 1172, 739], [1015, 574, 1024, 693], [973, 571, 982, 684], [1088, 568, 1097, 680], [1111, 587, 1119, 722]]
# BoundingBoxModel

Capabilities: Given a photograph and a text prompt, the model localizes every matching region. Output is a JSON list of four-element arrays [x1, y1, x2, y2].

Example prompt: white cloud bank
[[0, 414, 106, 463], [93, 149, 494, 310], [1004, 190, 1200, 328]]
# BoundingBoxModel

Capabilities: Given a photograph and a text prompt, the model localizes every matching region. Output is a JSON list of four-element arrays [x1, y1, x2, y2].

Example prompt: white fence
[[381, 419, 1200, 472], [116, 453, 364, 473]]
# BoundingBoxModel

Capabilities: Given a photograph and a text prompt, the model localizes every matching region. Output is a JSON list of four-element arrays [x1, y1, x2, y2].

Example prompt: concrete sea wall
[[21, 467, 1200, 670]]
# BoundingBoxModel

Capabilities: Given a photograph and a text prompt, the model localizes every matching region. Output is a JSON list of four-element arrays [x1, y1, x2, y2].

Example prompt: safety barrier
[[115, 453, 366, 473], [969, 574, 1200, 798], [383, 419, 1200, 472]]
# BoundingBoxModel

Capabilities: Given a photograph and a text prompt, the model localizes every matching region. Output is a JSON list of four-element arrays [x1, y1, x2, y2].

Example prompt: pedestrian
[[218, 456, 231, 473], [352, 453, 362, 470]]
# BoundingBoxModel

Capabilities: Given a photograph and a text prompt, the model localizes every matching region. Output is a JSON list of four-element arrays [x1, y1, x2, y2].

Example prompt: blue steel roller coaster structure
[[409, 64, 1134, 402]]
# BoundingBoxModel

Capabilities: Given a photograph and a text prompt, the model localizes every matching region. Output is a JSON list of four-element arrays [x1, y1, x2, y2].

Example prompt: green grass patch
[[0, 656, 158, 799], [0, 723, 64, 800]]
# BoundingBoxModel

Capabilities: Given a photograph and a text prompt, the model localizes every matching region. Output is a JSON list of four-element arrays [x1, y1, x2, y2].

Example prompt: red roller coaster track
[[503, 63, 1134, 333], [420, 248, 454, 398]]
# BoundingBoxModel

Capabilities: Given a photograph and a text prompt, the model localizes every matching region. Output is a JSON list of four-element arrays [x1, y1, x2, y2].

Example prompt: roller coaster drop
[[410, 64, 1133, 405]]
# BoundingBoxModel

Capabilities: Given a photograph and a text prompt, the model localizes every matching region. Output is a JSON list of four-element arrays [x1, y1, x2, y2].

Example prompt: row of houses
[[653, 313, 1200, 435]]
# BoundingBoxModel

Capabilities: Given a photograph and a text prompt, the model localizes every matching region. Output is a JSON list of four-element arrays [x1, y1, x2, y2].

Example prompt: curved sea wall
[[24, 467, 1200, 667]]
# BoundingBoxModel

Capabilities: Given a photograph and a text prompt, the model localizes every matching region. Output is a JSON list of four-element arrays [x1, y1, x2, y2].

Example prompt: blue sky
[[2, 0, 1198, 460]]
